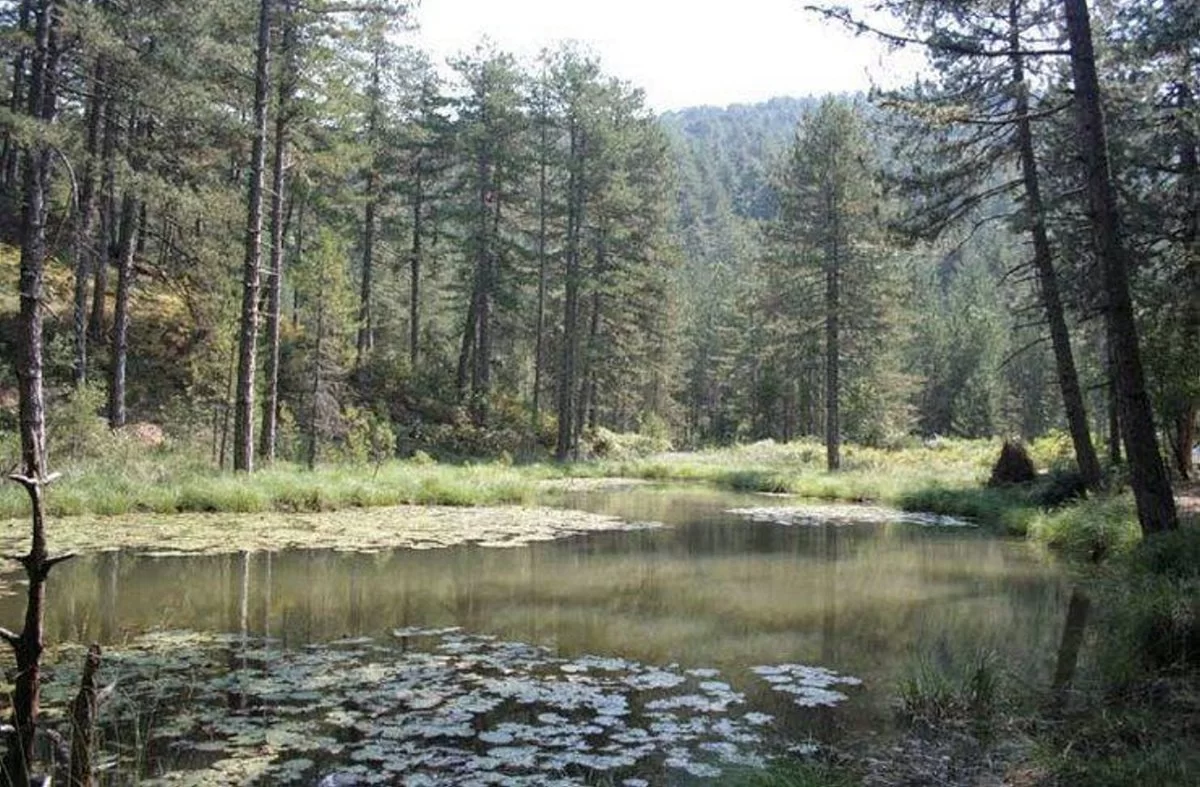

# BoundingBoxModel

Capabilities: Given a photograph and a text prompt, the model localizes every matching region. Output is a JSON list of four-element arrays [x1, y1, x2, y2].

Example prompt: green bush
[[48, 382, 109, 462]]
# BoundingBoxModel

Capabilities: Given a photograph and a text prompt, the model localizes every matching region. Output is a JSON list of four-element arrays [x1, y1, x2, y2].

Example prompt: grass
[[728, 760, 857, 787], [896, 646, 1004, 731], [2, 433, 1003, 521], [0, 445, 562, 519]]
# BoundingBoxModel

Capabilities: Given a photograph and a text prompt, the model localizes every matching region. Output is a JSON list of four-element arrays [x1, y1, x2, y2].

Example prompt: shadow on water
[[0, 486, 1073, 783]]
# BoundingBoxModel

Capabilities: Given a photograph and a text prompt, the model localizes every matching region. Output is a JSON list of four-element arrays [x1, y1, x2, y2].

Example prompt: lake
[[5, 485, 1069, 785]]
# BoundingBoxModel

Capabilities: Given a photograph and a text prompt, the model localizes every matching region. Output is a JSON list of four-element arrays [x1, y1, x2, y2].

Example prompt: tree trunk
[[457, 151, 494, 418], [89, 92, 118, 345], [533, 103, 549, 427], [556, 120, 583, 461], [107, 192, 138, 429], [259, 0, 296, 464], [71, 59, 105, 388], [355, 50, 381, 378], [472, 179, 503, 425], [1171, 83, 1200, 480], [355, 179, 376, 373], [1, 0, 31, 192], [1106, 330, 1121, 464], [67, 644, 101, 787], [825, 194, 841, 472], [456, 287, 481, 403], [233, 0, 273, 473], [1172, 406, 1195, 479], [1062, 0, 1177, 534], [4, 5, 70, 785], [584, 288, 601, 434], [307, 287, 324, 471], [409, 168, 423, 368], [1010, 0, 1102, 491]]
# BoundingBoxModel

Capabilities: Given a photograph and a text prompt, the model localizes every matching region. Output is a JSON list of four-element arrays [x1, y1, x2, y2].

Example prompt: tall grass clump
[[896, 647, 1004, 732]]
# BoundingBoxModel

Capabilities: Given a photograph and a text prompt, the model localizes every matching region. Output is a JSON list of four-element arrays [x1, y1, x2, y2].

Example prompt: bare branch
[[1000, 334, 1052, 369], [45, 553, 77, 571]]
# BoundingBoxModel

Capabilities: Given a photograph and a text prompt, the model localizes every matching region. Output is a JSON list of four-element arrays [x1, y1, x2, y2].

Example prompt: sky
[[413, 0, 922, 112]]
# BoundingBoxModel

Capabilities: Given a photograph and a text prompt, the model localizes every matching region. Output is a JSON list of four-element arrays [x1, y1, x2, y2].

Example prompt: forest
[[0, 0, 1197, 785], [0, 0, 1194, 480]]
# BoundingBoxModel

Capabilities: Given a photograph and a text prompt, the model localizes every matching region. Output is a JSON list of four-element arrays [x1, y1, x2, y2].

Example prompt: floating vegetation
[[751, 664, 863, 708], [40, 628, 861, 785], [727, 503, 973, 528], [0, 505, 661, 559]]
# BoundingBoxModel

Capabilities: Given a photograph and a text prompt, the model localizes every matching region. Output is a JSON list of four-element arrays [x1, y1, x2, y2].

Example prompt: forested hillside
[[665, 97, 1064, 450], [0, 0, 1194, 480]]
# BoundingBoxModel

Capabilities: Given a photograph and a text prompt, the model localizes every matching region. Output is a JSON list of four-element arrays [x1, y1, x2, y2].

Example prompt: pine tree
[[768, 98, 888, 470]]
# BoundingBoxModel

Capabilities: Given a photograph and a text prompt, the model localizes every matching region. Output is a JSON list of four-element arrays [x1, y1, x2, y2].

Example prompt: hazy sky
[[413, 0, 920, 111]]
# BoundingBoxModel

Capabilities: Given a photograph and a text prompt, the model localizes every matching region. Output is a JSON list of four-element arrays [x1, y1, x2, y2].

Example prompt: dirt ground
[[1178, 480, 1200, 517]]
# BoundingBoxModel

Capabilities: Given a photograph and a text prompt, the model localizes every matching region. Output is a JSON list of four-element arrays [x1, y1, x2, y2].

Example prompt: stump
[[989, 440, 1037, 486]]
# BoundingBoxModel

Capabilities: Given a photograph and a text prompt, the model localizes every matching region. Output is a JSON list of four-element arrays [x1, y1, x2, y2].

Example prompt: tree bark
[[1010, 0, 1102, 491], [259, 0, 296, 464], [1062, 0, 1177, 534], [71, 59, 105, 388], [556, 118, 583, 461], [1, 0, 32, 192], [306, 283, 325, 471], [824, 190, 841, 472], [5, 5, 71, 785], [533, 88, 550, 427], [89, 90, 118, 345], [355, 178, 377, 372], [355, 49, 381, 378], [107, 192, 138, 429], [67, 644, 101, 787], [233, 0, 273, 473], [409, 168, 423, 368]]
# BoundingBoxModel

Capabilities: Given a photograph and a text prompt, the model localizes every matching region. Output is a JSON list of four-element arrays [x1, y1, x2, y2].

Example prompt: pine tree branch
[[804, 5, 1072, 58]]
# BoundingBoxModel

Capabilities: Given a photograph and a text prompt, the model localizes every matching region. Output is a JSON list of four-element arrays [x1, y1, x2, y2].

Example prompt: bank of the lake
[[0, 436, 1083, 530]]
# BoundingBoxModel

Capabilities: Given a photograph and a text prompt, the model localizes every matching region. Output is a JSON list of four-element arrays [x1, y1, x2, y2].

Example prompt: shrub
[[48, 382, 109, 462]]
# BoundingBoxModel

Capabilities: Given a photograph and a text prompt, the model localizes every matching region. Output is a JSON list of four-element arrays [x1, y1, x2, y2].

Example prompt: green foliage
[[583, 426, 671, 461], [47, 382, 109, 462], [1028, 429, 1077, 471], [1027, 496, 1142, 561], [338, 405, 397, 467]]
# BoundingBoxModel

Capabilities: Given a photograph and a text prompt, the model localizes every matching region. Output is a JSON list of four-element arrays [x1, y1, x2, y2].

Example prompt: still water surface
[[3, 486, 1071, 784]]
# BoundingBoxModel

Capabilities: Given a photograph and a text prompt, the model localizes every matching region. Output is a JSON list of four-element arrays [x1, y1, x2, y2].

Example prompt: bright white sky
[[413, 0, 921, 111]]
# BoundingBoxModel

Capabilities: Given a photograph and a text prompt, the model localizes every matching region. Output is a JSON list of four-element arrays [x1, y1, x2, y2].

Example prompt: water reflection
[[1050, 587, 1091, 711], [5, 488, 1066, 705]]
